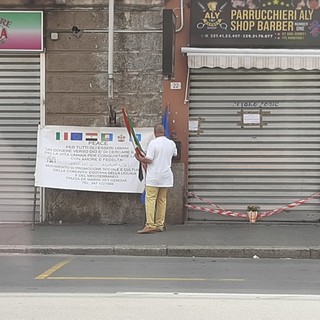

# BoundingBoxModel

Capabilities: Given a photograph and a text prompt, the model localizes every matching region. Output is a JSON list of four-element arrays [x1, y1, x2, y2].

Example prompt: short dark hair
[[154, 124, 165, 134]]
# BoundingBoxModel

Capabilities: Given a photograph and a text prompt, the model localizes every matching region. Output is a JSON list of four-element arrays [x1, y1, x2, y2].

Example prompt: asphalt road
[[1, 254, 320, 294], [1, 254, 320, 319]]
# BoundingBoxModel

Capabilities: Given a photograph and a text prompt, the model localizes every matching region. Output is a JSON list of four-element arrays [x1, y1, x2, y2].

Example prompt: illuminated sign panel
[[190, 0, 320, 48], [0, 11, 43, 52]]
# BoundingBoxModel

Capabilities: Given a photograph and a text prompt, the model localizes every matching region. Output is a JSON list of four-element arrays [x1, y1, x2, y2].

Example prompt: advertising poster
[[191, 0, 320, 47], [0, 11, 43, 51], [35, 126, 154, 193]]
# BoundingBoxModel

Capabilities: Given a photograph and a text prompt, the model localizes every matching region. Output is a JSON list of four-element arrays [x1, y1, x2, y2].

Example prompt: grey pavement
[[0, 222, 319, 259]]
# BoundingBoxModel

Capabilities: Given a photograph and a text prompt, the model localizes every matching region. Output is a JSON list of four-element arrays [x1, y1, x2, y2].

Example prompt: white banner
[[35, 126, 154, 193]]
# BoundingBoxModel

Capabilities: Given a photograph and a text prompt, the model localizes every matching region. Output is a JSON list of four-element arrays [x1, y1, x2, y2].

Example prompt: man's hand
[[135, 153, 144, 162], [135, 152, 152, 164]]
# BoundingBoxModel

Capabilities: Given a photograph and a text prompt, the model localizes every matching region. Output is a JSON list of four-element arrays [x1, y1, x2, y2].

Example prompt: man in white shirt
[[135, 124, 177, 234]]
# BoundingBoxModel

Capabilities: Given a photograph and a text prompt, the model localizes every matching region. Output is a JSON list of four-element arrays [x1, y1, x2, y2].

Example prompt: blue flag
[[140, 190, 146, 204], [162, 105, 170, 138]]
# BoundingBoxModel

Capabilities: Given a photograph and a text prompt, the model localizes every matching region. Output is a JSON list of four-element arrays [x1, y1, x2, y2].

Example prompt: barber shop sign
[[0, 11, 43, 51]]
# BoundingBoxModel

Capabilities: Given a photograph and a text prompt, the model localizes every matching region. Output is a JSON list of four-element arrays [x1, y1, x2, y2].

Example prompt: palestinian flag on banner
[[121, 107, 145, 157], [121, 107, 146, 182]]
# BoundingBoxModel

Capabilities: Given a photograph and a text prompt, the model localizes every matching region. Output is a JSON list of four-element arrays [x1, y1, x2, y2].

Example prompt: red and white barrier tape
[[186, 191, 320, 220], [257, 192, 320, 218], [186, 192, 247, 218]]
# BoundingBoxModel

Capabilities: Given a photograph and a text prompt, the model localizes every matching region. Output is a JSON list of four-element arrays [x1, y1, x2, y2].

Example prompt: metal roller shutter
[[0, 55, 40, 222], [188, 68, 320, 222]]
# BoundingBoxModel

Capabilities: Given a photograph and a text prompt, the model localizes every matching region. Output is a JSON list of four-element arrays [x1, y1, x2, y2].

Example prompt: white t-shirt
[[145, 136, 178, 187]]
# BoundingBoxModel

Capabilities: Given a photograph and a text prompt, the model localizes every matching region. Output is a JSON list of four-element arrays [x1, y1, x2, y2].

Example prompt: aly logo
[[200, 1, 226, 28], [0, 17, 12, 45]]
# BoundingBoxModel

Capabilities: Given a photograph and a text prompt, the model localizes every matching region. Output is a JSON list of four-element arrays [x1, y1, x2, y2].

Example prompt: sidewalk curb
[[0, 245, 319, 259]]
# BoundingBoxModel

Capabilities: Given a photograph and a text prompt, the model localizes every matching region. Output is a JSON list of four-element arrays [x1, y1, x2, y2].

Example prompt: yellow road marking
[[35, 259, 73, 280], [46, 276, 244, 282]]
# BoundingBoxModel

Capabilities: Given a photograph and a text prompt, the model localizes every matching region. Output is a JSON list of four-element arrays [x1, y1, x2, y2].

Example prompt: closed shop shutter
[[188, 68, 320, 222], [0, 54, 41, 222]]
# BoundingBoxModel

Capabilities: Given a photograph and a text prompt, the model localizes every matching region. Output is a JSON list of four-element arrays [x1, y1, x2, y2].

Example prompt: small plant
[[247, 205, 260, 223], [247, 205, 259, 212]]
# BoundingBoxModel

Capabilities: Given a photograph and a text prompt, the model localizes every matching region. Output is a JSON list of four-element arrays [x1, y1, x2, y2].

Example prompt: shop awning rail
[[181, 47, 320, 70]]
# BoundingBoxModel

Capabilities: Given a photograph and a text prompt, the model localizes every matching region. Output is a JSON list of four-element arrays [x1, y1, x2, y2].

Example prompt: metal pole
[[108, 0, 114, 99], [32, 185, 37, 230], [175, 0, 184, 32]]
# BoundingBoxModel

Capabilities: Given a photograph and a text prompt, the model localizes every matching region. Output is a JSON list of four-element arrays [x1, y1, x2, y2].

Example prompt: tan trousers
[[145, 186, 168, 228]]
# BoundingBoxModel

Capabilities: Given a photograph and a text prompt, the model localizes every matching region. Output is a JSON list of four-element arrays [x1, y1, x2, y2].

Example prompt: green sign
[[0, 11, 43, 51]]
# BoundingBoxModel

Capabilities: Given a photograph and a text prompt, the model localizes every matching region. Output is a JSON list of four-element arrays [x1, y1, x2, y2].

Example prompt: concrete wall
[[45, 4, 163, 126], [0, 0, 186, 224], [42, 1, 186, 224]]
